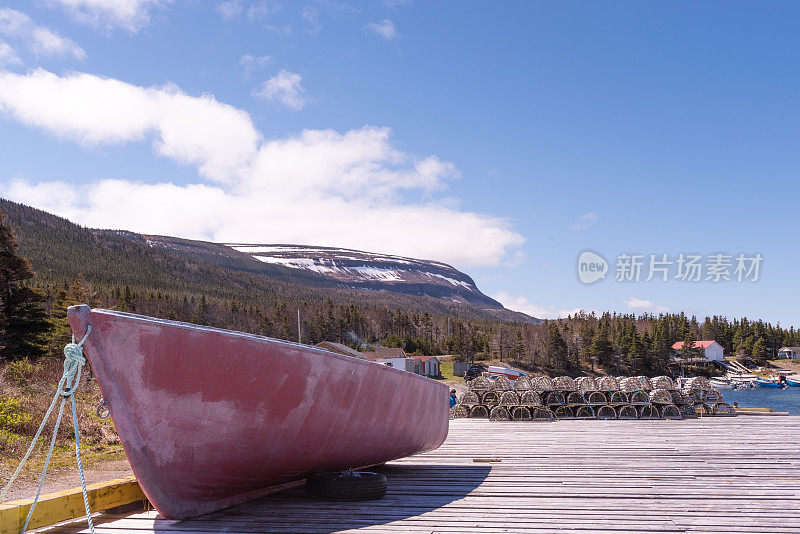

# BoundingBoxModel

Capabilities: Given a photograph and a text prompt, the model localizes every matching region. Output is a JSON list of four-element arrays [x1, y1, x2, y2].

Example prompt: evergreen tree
[[588, 324, 612, 372], [543, 322, 568, 373], [44, 279, 97, 358], [646, 323, 665, 372], [679, 328, 700, 362], [115, 284, 135, 312], [743, 335, 755, 357], [0, 213, 50, 359], [511, 330, 526, 359], [627, 328, 645, 374], [190, 294, 209, 325], [752, 337, 767, 361], [732, 329, 745, 356], [3, 285, 49, 358]]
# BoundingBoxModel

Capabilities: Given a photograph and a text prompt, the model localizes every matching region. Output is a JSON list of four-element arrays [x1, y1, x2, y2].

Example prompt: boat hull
[[756, 379, 784, 389], [67, 305, 449, 519], [785, 378, 800, 387], [709, 380, 733, 390]]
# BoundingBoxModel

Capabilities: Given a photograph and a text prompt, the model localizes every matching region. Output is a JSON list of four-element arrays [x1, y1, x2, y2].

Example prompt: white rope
[[0, 326, 95, 534]]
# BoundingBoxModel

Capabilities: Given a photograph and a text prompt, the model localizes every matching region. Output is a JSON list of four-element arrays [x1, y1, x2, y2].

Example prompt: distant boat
[[67, 305, 449, 519], [756, 378, 784, 389], [785, 376, 800, 387], [710, 378, 733, 390]]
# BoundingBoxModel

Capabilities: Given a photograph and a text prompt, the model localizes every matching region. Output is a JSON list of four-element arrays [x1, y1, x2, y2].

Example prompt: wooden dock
[[39, 417, 800, 533]]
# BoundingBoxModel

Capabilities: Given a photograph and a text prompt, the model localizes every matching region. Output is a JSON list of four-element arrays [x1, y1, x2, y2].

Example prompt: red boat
[[67, 305, 449, 519]]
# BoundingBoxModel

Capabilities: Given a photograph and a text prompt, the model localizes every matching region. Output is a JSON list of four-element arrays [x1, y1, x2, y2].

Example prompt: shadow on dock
[[152, 464, 492, 533]]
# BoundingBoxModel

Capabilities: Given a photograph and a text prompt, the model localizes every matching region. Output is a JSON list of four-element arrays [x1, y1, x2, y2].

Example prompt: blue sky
[[0, 1, 797, 326]]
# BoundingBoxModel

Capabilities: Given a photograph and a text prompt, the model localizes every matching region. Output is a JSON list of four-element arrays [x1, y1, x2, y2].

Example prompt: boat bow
[[67, 305, 449, 518]]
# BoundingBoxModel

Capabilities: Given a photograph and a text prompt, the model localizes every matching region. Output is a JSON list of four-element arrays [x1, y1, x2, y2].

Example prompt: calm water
[[723, 385, 800, 415]]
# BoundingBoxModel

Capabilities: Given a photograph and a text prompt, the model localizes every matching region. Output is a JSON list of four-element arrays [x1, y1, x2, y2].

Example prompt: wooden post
[[0, 476, 145, 533]]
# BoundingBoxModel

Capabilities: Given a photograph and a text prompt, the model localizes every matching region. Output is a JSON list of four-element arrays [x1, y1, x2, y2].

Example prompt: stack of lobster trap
[[453, 373, 736, 421]]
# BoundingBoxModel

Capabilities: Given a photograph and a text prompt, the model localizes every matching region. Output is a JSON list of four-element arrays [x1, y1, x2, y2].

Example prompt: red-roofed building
[[411, 356, 440, 377], [671, 340, 724, 362]]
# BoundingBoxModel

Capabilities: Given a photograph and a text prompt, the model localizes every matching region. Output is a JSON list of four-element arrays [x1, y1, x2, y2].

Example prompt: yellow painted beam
[[0, 475, 145, 533]]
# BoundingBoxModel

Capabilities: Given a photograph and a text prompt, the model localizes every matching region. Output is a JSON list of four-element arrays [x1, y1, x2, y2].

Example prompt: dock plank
[[37, 417, 800, 533]]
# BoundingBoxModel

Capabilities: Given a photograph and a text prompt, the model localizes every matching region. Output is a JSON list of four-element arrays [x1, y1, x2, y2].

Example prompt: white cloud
[[217, 0, 243, 19], [493, 292, 581, 320], [264, 24, 292, 35], [3, 179, 83, 221], [302, 6, 320, 33], [0, 68, 524, 268], [247, 1, 279, 21], [30, 27, 86, 59], [240, 54, 273, 77], [245, 127, 457, 201], [49, 0, 169, 32], [571, 210, 598, 231], [253, 69, 305, 111], [365, 19, 397, 40], [0, 9, 26, 36], [623, 297, 670, 314], [0, 42, 21, 66], [0, 8, 28, 34], [0, 69, 260, 182], [218, 1, 279, 21], [0, 8, 85, 60]]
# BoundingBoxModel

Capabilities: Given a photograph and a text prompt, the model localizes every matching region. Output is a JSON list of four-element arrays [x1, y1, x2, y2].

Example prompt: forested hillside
[[0, 198, 797, 377], [1, 199, 531, 321]]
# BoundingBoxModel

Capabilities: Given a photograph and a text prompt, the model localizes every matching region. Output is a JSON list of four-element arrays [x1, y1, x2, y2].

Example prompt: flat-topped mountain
[[224, 244, 502, 308], [1, 198, 537, 323]]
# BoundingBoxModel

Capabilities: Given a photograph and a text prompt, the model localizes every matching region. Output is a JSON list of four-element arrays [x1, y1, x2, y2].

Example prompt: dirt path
[[2, 458, 133, 502], [770, 359, 800, 374]]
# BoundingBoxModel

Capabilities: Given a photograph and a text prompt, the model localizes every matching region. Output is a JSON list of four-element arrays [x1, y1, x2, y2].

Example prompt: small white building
[[377, 357, 420, 373], [412, 356, 440, 377], [672, 340, 724, 362], [361, 347, 422, 374], [778, 347, 800, 360]]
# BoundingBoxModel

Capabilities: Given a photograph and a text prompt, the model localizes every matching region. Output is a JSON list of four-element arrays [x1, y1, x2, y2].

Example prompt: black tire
[[305, 471, 387, 501]]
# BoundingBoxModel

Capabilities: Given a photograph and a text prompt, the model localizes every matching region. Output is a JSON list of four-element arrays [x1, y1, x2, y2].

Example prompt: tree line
[[0, 211, 796, 377]]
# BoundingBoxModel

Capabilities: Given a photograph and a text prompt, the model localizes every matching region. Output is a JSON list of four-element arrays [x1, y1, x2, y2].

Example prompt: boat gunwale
[[73, 306, 444, 388]]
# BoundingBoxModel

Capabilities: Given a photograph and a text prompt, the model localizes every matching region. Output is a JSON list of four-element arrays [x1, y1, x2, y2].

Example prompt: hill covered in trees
[[117, 237, 505, 308], [0, 198, 797, 377], [2, 199, 532, 323]]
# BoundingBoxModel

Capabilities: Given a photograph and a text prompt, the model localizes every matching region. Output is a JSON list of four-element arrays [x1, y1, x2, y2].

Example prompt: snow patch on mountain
[[227, 243, 489, 301]]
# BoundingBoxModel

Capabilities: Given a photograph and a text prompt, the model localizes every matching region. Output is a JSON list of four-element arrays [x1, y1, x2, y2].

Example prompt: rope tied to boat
[[0, 325, 95, 534]]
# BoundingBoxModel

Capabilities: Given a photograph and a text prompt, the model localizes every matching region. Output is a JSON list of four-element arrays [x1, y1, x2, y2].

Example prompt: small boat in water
[[785, 376, 800, 387], [756, 378, 785, 389], [726, 372, 758, 387], [710, 377, 734, 390], [67, 305, 449, 519]]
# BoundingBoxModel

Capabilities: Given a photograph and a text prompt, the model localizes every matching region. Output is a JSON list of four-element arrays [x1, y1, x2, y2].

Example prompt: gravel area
[[2, 458, 133, 502]]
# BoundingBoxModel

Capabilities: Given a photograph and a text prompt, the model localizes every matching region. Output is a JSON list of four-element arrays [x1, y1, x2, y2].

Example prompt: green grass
[[0, 358, 125, 486], [0, 395, 32, 431], [439, 361, 454, 380]]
